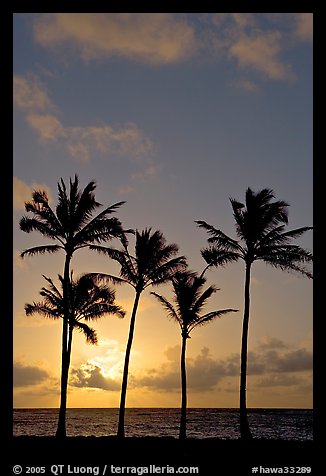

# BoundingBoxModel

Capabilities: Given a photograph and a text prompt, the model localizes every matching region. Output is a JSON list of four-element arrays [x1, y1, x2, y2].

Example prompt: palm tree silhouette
[[151, 270, 237, 439], [25, 273, 125, 431], [196, 187, 313, 439], [90, 228, 187, 438], [19, 175, 126, 437]]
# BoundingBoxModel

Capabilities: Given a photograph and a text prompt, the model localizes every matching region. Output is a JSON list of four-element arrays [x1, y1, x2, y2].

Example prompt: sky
[[13, 13, 313, 409]]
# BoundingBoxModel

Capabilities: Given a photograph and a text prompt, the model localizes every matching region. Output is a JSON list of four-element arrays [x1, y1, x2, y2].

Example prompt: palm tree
[[25, 273, 125, 429], [151, 270, 237, 439], [19, 175, 126, 437], [196, 187, 313, 439], [90, 228, 187, 438]]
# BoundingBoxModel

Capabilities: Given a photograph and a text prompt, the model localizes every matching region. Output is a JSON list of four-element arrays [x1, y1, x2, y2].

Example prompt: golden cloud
[[13, 74, 55, 111], [228, 31, 295, 81], [33, 13, 197, 64], [27, 113, 63, 141], [294, 13, 313, 42], [26, 113, 153, 161]]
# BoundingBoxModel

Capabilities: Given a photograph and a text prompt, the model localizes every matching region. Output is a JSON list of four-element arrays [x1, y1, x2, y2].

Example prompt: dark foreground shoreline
[[7, 436, 318, 475]]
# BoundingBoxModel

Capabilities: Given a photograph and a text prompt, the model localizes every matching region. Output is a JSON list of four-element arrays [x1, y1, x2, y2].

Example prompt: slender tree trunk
[[117, 290, 141, 438], [179, 334, 188, 440], [240, 262, 253, 440], [56, 327, 69, 438], [56, 253, 72, 438], [67, 325, 74, 368]]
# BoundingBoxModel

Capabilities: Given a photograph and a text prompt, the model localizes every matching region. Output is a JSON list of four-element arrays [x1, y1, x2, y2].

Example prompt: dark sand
[[7, 436, 317, 475]]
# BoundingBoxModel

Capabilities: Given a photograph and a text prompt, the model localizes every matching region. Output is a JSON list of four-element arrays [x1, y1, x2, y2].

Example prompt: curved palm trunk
[[179, 334, 188, 440], [56, 254, 72, 438], [117, 290, 141, 438], [240, 262, 253, 440]]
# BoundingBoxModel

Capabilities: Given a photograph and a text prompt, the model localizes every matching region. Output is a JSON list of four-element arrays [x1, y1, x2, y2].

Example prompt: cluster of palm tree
[[19, 176, 312, 440]]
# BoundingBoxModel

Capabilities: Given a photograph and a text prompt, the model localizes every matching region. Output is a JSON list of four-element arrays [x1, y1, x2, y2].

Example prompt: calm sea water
[[13, 408, 312, 440]]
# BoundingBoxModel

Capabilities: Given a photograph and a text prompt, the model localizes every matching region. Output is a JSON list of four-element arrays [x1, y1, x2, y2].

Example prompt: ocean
[[13, 408, 313, 440]]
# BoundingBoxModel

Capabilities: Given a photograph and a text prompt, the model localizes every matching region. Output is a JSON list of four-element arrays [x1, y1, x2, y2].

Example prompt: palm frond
[[23, 191, 64, 239], [24, 302, 61, 319], [188, 308, 238, 333], [87, 272, 130, 287], [19, 216, 60, 240], [73, 321, 98, 344], [191, 284, 219, 316], [151, 292, 181, 326], [195, 221, 242, 253], [89, 245, 138, 285], [146, 256, 187, 287], [74, 215, 124, 246], [70, 176, 96, 227], [20, 244, 62, 258], [260, 249, 313, 278], [41, 275, 63, 297], [258, 226, 312, 249], [201, 246, 241, 267], [81, 302, 126, 321], [257, 244, 313, 263]]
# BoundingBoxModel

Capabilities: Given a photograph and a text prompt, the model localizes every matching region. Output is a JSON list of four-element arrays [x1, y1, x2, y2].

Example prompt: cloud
[[69, 338, 128, 390], [119, 162, 159, 196], [293, 13, 313, 42], [70, 363, 120, 391], [138, 346, 230, 392], [26, 113, 153, 162], [207, 13, 302, 83], [247, 346, 313, 375], [26, 114, 64, 141], [29, 14, 310, 87], [13, 74, 55, 111], [228, 78, 259, 92], [14, 361, 50, 387], [257, 336, 288, 350], [135, 336, 312, 393], [33, 13, 197, 64], [13, 177, 53, 210], [255, 374, 303, 388], [274, 348, 313, 373], [14, 72, 154, 169], [228, 31, 295, 81]]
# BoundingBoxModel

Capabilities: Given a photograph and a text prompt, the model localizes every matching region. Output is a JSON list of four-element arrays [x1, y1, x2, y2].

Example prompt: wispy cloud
[[33, 13, 197, 64], [264, 13, 313, 43], [255, 373, 303, 388], [209, 14, 296, 81], [293, 13, 313, 42], [26, 113, 153, 162], [13, 73, 55, 111], [118, 162, 159, 196], [227, 78, 259, 92], [257, 336, 288, 350], [28, 14, 312, 88], [206, 13, 313, 85], [14, 73, 157, 187], [228, 31, 295, 81]]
